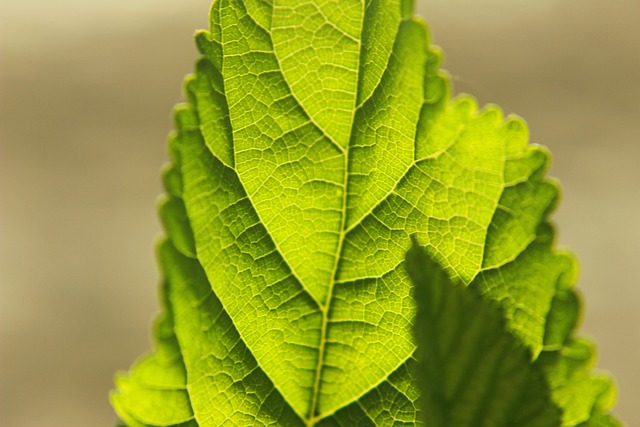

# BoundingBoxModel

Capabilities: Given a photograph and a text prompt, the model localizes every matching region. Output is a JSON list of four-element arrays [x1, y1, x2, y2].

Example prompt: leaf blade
[[112, 1, 621, 425]]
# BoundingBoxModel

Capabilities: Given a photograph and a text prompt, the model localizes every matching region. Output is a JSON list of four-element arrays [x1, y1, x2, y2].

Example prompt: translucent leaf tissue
[[111, 1, 620, 425]]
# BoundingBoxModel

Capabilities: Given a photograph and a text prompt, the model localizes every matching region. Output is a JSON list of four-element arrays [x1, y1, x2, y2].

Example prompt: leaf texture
[[111, 0, 620, 425]]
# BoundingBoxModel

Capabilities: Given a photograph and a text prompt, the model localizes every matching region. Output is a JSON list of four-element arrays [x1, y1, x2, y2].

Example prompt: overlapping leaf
[[406, 242, 561, 426], [111, 0, 620, 425]]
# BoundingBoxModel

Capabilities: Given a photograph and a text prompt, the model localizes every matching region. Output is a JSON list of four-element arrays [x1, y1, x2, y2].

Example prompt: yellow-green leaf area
[[112, 1, 621, 426]]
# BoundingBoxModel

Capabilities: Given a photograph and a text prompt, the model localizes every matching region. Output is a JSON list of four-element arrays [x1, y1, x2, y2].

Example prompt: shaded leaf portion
[[406, 241, 562, 427]]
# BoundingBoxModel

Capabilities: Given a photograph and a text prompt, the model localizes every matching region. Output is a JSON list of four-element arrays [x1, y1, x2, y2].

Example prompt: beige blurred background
[[1, 0, 638, 425]]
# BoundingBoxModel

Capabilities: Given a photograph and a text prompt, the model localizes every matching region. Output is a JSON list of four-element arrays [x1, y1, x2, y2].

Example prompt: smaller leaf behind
[[406, 239, 562, 427]]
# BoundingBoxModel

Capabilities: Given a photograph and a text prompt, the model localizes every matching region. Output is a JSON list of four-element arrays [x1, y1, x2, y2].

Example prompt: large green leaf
[[112, 0, 620, 425]]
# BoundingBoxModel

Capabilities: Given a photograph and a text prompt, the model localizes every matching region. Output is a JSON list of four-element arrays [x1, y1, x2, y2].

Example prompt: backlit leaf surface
[[111, 1, 620, 425]]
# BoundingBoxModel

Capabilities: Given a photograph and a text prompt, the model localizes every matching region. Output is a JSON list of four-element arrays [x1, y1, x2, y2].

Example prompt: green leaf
[[110, 277, 196, 427], [112, 0, 620, 425], [406, 240, 561, 426]]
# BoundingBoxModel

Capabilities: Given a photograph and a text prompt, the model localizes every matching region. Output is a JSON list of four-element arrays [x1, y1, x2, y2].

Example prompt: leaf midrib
[[215, 1, 415, 423], [305, 0, 365, 421]]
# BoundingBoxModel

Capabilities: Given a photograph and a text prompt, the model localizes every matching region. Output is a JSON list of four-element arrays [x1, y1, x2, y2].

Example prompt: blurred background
[[1, 0, 638, 425]]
